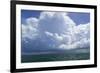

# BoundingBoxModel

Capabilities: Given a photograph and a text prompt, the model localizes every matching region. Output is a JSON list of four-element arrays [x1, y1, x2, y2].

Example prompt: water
[[21, 48, 90, 63]]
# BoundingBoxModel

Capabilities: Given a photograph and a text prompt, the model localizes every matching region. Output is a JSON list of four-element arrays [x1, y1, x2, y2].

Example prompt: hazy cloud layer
[[22, 12, 90, 50]]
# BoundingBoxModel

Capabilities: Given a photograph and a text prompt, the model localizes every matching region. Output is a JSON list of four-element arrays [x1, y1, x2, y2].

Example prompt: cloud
[[22, 17, 39, 43], [22, 11, 90, 50], [58, 23, 90, 49], [45, 31, 53, 37]]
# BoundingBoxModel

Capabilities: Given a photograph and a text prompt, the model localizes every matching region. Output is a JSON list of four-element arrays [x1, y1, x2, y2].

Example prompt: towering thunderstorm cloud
[[22, 12, 90, 51]]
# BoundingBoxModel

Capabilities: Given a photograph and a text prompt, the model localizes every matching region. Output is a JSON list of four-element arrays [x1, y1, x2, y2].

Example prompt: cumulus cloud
[[45, 31, 53, 37], [22, 11, 90, 50], [22, 17, 39, 43]]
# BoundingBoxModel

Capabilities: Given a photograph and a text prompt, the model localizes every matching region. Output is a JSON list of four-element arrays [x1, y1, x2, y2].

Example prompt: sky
[[21, 10, 90, 53], [21, 10, 41, 24], [21, 10, 90, 25]]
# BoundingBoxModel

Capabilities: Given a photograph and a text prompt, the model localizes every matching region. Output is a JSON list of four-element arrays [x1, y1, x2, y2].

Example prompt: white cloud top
[[22, 12, 90, 50]]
